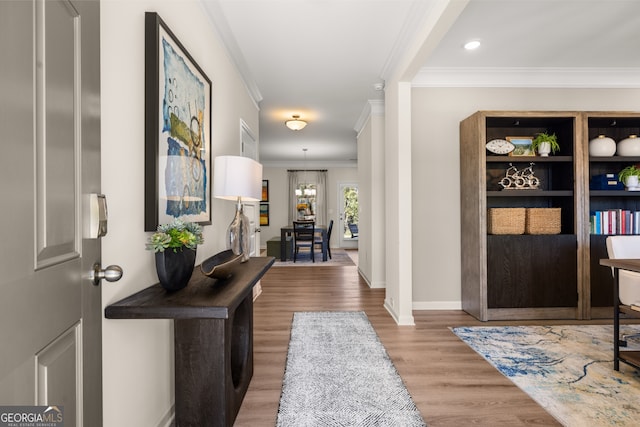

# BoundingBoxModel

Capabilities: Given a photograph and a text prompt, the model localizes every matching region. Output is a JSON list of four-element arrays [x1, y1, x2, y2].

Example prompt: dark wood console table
[[599, 258, 640, 371], [105, 256, 275, 426]]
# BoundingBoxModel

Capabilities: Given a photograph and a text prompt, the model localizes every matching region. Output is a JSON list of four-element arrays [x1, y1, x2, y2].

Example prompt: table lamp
[[213, 156, 263, 262]]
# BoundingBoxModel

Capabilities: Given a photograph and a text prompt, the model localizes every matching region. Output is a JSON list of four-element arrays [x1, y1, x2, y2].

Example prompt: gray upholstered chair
[[606, 235, 640, 345], [606, 236, 640, 306]]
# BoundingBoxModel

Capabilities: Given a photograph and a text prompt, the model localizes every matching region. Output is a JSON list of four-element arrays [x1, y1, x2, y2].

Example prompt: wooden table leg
[[174, 295, 253, 426], [614, 267, 620, 371]]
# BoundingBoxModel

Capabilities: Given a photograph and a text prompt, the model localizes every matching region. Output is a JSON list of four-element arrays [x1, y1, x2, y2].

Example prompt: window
[[296, 183, 316, 220]]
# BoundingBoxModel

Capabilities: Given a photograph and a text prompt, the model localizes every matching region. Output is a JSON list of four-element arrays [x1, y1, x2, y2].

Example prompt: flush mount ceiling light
[[464, 40, 481, 50], [285, 115, 307, 131]]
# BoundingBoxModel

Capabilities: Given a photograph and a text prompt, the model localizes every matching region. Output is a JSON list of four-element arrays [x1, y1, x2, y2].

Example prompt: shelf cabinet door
[[487, 235, 578, 309]]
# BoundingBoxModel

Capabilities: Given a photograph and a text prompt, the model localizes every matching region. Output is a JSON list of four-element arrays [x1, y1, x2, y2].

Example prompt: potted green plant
[[531, 132, 560, 157], [146, 219, 204, 291], [146, 219, 203, 252], [618, 165, 640, 190]]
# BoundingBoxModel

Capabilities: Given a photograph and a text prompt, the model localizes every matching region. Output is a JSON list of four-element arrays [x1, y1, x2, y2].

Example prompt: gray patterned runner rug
[[276, 311, 426, 426]]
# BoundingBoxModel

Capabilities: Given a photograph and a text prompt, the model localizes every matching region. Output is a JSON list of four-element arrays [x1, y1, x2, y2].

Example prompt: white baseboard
[[412, 300, 462, 310], [157, 405, 174, 427], [357, 268, 385, 289], [384, 299, 415, 325]]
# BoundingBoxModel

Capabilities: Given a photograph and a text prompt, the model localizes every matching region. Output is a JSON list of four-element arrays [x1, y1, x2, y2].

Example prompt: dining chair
[[606, 236, 640, 306], [606, 235, 640, 346], [293, 220, 316, 262], [315, 219, 333, 260], [348, 223, 358, 238]]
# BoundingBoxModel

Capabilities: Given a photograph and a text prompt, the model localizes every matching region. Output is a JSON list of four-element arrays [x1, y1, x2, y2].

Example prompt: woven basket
[[526, 208, 561, 235], [487, 208, 526, 235]]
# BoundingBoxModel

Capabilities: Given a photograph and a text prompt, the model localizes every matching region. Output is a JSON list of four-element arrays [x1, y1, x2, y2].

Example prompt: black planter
[[155, 247, 196, 291]]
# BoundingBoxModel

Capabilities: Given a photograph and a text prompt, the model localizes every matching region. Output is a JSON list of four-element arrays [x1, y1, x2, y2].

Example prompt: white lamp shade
[[213, 156, 263, 201]]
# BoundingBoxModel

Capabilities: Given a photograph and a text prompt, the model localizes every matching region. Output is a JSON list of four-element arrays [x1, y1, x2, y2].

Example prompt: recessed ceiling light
[[464, 40, 481, 50]]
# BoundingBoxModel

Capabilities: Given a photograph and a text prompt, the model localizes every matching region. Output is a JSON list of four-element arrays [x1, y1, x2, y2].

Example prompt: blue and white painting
[[157, 26, 210, 224]]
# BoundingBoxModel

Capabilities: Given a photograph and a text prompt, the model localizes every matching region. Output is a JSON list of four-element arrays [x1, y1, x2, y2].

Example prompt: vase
[[536, 142, 551, 157], [227, 201, 251, 262], [589, 135, 616, 157], [155, 247, 196, 291], [624, 176, 640, 191], [617, 135, 640, 156]]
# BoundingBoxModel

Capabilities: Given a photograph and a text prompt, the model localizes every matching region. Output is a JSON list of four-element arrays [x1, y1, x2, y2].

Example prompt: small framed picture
[[261, 180, 269, 202], [507, 136, 534, 156], [260, 203, 269, 226]]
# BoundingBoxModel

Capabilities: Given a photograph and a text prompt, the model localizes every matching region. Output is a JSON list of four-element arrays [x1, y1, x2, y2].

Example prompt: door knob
[[91, 263, 123, 286]]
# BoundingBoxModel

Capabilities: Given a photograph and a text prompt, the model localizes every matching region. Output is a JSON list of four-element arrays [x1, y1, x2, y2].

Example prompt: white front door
[[0, 1, 107, 425], [338, 182, 359, 248]]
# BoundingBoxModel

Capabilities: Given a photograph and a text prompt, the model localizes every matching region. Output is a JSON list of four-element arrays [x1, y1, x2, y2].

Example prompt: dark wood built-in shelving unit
[[461, 110, 640, 321]]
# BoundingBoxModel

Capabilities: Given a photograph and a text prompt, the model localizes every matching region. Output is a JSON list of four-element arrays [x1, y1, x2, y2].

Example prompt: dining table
[[280, 224, 328, 262]]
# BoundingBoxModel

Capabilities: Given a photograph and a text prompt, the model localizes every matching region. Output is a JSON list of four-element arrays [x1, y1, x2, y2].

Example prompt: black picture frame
[[260, 203, 269, 226], [145, 12, 212, 231], [261, 179, 269, 202]]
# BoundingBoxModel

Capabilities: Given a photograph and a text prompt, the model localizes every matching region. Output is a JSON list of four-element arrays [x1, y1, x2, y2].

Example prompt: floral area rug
[[452, 324, 640, 426]]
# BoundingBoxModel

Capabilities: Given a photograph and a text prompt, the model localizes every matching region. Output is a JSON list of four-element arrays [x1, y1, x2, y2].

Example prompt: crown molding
[[354, 100, 385, 135], [380, 0, 438, 82], [200, 0, 263, 108], [261, 160, 357, 169], [412, 67, 640, 88]]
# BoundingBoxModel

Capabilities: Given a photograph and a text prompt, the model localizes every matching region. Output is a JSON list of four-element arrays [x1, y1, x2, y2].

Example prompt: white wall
[[100, 1, 258, 425], [411, 87, 640, 310], [260, 167, 358, 249], [357, 105, 386, 288]]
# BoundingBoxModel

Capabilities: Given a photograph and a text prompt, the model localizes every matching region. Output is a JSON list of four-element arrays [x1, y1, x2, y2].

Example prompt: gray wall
[[101, 1, 259, 424], [411, 87, 640, 308], [260, 166, 358, 247]]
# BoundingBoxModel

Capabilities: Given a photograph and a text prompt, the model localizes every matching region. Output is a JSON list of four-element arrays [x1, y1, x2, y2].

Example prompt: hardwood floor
[[234, 262, 583, 426]]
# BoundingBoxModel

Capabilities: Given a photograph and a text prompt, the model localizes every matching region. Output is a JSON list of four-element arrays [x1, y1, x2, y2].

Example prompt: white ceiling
[[203, 0, 640, 166]]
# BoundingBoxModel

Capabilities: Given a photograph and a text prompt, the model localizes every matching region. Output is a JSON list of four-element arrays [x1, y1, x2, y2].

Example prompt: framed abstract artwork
[[260, 203, 269, 226], [261, 180, 269, 202], [145, 12, 212, 231]]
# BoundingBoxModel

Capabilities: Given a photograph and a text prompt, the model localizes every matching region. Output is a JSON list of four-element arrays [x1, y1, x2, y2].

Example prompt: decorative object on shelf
[[487, 208, 526, 235], [531, 132, 560, 157], [146, 219, 204, 291], [486, 139, 515, 155], [590, 173, 624, 190], [618, 165, 640, 191], [506, 136, 534, 156], [213, 156, 263, 262], [200, 249, 243, 280], [589, 135, 616, 157], [499, 163, 540, 190], [525, 208, 561, 235], [617, 134, 640, 156]]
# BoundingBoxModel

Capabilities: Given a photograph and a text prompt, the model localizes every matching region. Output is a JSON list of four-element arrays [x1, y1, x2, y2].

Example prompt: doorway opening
[[338, 183, 358, 248]]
